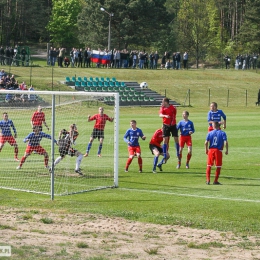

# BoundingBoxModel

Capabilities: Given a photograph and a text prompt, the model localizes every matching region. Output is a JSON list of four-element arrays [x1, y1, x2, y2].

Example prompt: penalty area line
[[119, 188, 260, 203]]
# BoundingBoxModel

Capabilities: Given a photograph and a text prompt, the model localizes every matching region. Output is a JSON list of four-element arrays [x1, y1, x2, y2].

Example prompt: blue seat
[[87, 81, 93, 87], [83, 77, 87, 82], [78, 77, 82, 82], [71, 76, 76, 82], [81, 82, 87, 87], [65, 76, 70, 83]]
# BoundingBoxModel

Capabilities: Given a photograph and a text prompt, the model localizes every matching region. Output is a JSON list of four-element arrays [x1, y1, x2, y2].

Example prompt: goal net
[[0, 90, 119, 199]]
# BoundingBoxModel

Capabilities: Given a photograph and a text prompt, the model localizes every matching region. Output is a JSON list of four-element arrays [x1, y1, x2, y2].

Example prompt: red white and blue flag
[[91, 50, 112, 65]]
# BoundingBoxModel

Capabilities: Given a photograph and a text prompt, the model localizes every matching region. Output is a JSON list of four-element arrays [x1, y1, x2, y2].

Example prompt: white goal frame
[[0, 90, 119, 200]]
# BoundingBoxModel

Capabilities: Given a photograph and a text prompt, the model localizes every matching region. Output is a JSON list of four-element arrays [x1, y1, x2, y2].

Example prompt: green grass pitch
[[0, 104, 260, 235]]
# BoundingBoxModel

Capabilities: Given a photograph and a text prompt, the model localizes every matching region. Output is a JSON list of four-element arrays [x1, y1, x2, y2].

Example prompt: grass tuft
[[76, 242, 89, 248], [40, 217, 54, 224]]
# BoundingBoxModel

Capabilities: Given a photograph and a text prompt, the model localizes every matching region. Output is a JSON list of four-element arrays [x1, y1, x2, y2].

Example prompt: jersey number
[[213, 136, 218, 146]]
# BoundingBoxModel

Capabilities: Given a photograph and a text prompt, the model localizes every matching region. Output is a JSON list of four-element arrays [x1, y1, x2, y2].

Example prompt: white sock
[[54, 156, 62, 166], [75, 154, 83, 170]]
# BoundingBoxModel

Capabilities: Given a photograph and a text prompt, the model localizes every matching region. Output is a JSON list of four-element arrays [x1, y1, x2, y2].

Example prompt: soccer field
[[0, 104, 260, 236]]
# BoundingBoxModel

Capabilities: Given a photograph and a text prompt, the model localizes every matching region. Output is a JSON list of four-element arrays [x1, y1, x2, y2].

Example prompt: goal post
[[0, 90, 119, 199]]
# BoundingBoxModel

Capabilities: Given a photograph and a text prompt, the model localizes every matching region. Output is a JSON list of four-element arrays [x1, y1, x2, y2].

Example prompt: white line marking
[[120, 188, 260, 203]]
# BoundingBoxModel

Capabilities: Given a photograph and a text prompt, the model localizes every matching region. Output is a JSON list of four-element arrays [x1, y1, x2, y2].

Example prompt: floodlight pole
[[100, 7, 114, 51]]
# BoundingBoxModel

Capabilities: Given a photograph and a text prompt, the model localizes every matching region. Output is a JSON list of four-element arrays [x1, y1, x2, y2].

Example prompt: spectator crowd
[[0, 69, 37, 103]]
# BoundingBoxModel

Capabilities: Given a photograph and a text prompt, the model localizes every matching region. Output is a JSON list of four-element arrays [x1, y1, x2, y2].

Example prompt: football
[[140, 82, 148, 89]]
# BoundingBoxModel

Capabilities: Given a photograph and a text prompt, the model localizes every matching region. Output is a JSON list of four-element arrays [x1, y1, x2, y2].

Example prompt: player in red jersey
[[31, 105, 49, 131], [159, 97, 179, 161], [149, 128, 170, 173], [205, 121, 228, 185], [84, 107, 114, 157]]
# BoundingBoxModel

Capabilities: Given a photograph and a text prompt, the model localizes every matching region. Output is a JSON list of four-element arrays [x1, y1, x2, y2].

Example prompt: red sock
[[206, 166, 211, 182], [14, 147, 18, 158], [187, 153, 191, 163], [214, 167, 221, 182], [20, 156, 26, 167], [138, 157, 142, 171], [125, 158, 133, 169], [44, 156, 49, 167]]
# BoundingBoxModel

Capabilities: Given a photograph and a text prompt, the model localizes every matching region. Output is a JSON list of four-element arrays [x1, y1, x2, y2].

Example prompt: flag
[[91, 50, 112, 65]]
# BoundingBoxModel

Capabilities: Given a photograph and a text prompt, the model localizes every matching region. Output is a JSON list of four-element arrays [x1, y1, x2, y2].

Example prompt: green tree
[[47, 0, 82, 46], [175, 0, 216, 68], [78, 0, 171, 50], [238, 0, 260, 53]]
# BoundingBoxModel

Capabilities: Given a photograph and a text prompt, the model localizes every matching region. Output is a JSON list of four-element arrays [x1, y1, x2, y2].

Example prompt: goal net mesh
[[0, 90, 119, 197]]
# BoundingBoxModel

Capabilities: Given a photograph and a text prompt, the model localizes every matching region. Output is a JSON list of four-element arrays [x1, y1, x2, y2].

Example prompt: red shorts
[[179, 135, 192, 147], [0, 136, 17, 146], [128, 146, 141, 156], [207, 148, 222, 167], [25, 145, 46, 155], [208, 126, 221, 132]]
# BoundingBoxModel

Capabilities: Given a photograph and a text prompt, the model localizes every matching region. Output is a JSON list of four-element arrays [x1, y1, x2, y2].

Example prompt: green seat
[[134, 92, 140, 97], [132, 97, 138, 102], [84, 86, 90, 92], [130, 87, 135, 92], [123, 92, 128, 97], [121, 96, 127, 102], [128, 92, 134, 97], [124, 86, 130, 92], [149, 97, 155, 102], [108, 87, 114, 92], [104, 96, 110, 102], [110, 96, 115, 102], [127, 97, 132, 102], [96, 86, 102, 92], [140, 92, 145, 97], [102, 86, 108, 92], [119, 86, 124, 92], [138, 96, 144, 102], [144, 96, 150, 101], [90, 86, 97, 92]]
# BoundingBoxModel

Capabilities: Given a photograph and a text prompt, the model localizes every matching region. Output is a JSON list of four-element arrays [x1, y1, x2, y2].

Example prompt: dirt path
[[0, 209, 260, 259]]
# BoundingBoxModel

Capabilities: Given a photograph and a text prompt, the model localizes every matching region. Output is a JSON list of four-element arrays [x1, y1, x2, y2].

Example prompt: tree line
[[0, 0, 259, 66]]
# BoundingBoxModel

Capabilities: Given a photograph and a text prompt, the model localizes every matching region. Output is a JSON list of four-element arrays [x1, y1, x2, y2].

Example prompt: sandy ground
[[0, 209, 260, 259]]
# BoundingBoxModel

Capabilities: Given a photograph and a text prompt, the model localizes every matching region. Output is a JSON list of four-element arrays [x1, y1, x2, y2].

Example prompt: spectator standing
[[176, 52, 181, 69], [58, 48, 65, 67], [149, 52, 154, 69], [183, 51, 188, 69], [154, 51, 159, 69]]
